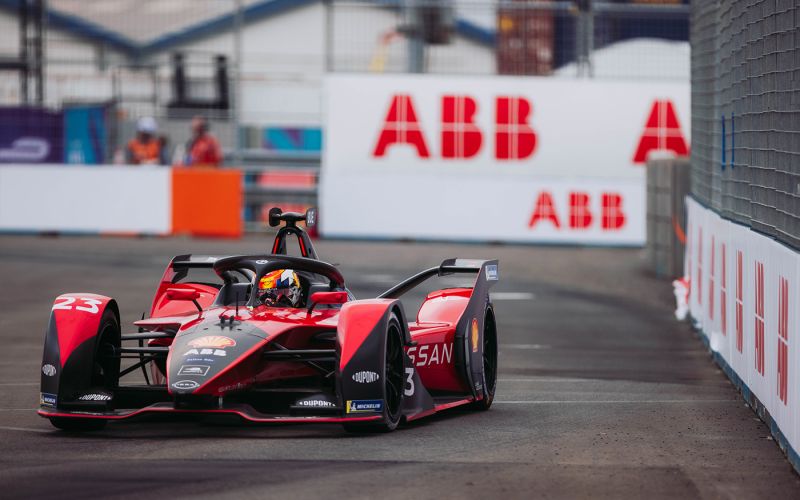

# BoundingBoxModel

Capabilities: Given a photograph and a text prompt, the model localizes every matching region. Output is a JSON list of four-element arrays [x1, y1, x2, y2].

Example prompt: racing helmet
[[258, 269, 302, 307]]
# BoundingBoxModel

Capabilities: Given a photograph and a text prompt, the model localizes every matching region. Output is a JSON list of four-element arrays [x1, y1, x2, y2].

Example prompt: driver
[[258, 269, 302, 307]]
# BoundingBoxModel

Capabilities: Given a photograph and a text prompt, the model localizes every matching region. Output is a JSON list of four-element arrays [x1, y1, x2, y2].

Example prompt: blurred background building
[[0, 0, 689, 150], [0, 0, 691, 231]]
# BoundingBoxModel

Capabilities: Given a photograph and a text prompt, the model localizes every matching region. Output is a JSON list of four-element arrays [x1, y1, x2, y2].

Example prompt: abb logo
[[754, 261, 765, 376], [528, 191, 626, 231], [373, 94, 537, 160], [633, 100, 689, 163], [735, 250, 744, 353], [777, 276, 789, 405]]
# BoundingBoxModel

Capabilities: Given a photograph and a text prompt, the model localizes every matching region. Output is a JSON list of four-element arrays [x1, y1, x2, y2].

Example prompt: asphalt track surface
[[1, 235, 798, 499]]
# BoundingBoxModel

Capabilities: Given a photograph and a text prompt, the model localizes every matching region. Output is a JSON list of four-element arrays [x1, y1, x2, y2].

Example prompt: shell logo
[[471, 318, 480, 353], [187, 336, 236, 349]]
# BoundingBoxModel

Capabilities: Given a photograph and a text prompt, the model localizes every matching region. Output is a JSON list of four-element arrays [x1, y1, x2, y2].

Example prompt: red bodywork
[[39, 247, 498, 427]]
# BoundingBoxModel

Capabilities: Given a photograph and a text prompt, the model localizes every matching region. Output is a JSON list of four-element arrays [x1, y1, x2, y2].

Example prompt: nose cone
[[167, 322, 266, 395]]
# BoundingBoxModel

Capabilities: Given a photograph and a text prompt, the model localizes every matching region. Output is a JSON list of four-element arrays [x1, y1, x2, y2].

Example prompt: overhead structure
[[0, 0, 46, 105]]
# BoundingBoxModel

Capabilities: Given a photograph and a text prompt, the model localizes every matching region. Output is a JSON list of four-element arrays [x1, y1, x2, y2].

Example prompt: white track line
[[491, 292, 535, 301], [494, 399, 737, 404], [500, 344, 551, 350], [0, 425, 50, 434]]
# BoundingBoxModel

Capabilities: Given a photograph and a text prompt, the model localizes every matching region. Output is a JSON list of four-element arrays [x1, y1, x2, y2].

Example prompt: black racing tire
[[48, 309, 119, 432], [471, 309, 498, 411], [49, 417, 107, 431], [92, 309, 121, 391], [343, 312, 405, 433]]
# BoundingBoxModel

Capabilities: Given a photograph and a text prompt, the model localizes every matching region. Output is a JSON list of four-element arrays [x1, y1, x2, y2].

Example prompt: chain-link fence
[[690, 0, 800, 250]]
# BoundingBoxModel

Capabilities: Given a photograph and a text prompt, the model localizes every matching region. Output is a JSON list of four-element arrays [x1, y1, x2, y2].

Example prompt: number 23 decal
[[52, 297, 102, 314], [404, 367, 415, 396]]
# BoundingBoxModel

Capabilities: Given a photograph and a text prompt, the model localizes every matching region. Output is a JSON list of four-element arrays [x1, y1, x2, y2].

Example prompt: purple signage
[[0, 107, 64, 163]]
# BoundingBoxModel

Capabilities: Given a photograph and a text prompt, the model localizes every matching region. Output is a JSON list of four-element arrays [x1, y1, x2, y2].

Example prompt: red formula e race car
[[38, 208, 499, 432]]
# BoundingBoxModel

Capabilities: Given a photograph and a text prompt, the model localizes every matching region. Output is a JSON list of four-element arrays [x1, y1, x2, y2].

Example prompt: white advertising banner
[[0, 165, 171, 234], [686, 198, 800, 458], [321, 74, 690, 244]]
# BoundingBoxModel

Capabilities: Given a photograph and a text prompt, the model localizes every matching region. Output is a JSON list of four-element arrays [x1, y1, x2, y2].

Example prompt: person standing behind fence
[[126, 116, 167, 165], [185, 115, 222, 167]]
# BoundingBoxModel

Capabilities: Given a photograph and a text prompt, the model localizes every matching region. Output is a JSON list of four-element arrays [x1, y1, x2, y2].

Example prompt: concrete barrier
[[646, 157, 689, 277]]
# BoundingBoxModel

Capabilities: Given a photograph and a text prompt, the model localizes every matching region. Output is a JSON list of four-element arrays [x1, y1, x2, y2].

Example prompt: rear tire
[[471, 309, 498, 411], [49, 417, 107, 431], [343, 312, 405, 433]]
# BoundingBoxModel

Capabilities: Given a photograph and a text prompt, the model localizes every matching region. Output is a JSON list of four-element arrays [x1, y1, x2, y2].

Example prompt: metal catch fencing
[[690, 0, 800, 250]]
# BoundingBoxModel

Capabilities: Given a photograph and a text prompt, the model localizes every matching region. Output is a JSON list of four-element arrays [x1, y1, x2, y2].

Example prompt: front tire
[[343, 312, 405, 433], [48, 309, 119, 432]]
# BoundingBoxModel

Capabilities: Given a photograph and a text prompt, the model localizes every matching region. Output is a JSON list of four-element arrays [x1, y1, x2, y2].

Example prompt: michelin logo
[[346, 399, 383, 413], [40, 393, 57, 407]]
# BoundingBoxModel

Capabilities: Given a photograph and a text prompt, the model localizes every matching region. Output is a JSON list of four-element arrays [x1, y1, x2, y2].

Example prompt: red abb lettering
[[633, 100, 689, 163], [529, 192, 627, 231], [569, 192, 592, 229], [373, 94, 430, 158], [496, 97, 537, 160], [528, 191, 560, 229], [442, 96, 482, 159], [601, 193, 626, 230], [374, 94, 538, 160]]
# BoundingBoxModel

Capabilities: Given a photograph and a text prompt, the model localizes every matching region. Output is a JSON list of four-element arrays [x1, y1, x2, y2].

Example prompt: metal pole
[[37, 0, 46, 104], [324, 0, 333, 72], [586, 0, 594, 78], [19, 0, 28, 104], [232, 0, 243, 163], [406, 0, 424, 73]]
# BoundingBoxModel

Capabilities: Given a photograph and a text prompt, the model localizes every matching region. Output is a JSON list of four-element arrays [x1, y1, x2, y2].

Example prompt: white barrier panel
[[322, 173, 644, 244], [686, 198, 800, 456], [0, 165, 171, 234], [321, 74, 689, 244]]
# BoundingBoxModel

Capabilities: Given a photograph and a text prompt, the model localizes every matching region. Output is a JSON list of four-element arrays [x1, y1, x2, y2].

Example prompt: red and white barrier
[[685, 197, 799, 457], [0, 165, 242, 237]]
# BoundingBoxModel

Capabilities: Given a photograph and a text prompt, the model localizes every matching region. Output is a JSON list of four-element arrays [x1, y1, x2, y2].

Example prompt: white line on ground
[[498, 378, 591, 382], [494, 399, 737, 404], [0, 425, 50, 434], [500, 344, 551, 350], [362, 274, 400, 284], [491, 292, 535, 301]]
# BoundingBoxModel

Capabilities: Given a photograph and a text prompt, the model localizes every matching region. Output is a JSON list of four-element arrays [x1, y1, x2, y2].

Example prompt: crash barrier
[[321, 74, 690, 245], [646, 157, 689, 277], [685, 197, 800, 471], [0, 165, 242, 237]]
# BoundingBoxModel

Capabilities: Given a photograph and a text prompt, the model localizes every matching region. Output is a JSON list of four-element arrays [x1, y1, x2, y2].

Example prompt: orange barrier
[[171, 168, 242, 238]]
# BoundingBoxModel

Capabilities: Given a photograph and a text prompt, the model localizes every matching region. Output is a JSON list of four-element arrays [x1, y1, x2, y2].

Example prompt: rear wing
[[378, 258, 499, 299], [168, 254, 227, 283]]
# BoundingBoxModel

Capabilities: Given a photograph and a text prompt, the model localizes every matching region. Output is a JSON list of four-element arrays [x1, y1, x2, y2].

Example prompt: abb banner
[[686, 198, 800, 459], [321, 74, 689, 244]]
